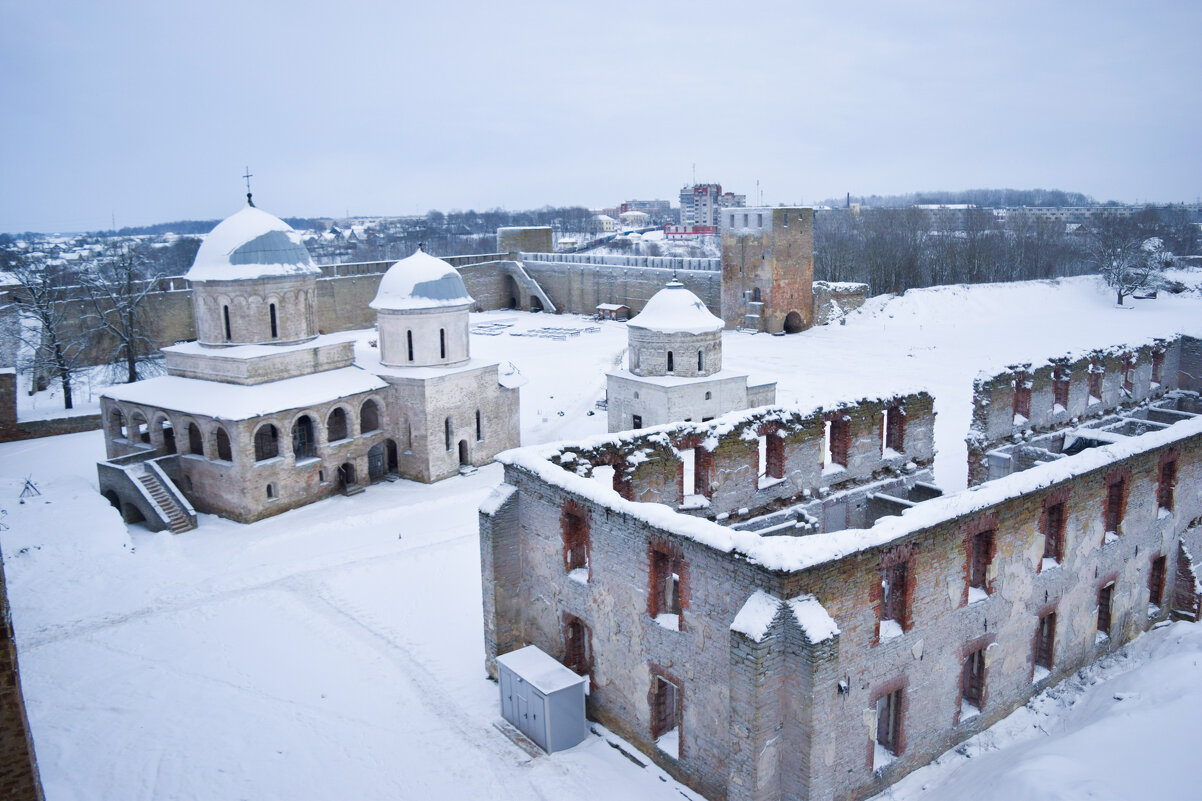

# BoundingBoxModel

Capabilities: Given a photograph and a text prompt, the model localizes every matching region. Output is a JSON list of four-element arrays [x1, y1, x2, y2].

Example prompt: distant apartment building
[[619, 200, 674, 222], [679, 184, 745, 228]]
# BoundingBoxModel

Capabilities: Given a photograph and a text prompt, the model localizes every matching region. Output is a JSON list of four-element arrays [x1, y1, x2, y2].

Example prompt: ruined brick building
[[480, 335, 1202, 801], [96, 204, 519, 529]]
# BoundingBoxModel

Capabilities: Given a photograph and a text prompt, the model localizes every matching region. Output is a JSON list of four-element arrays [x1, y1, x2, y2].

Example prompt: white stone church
[[605, 280, 775, 432], [97, 203, 519, 528]]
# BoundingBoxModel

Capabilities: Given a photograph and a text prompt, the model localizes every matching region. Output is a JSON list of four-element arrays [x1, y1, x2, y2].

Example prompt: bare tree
[[80, 244, 163, 383], [9, 255, 87, 409], [1087, 215, 1159, 305]]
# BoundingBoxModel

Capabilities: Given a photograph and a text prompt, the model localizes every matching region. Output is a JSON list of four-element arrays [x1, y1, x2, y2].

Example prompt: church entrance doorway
[[386, 439, 399, 473], [338, 462, 356, 489], [458, 440, 470, 466], [368, 443, 386, 482]]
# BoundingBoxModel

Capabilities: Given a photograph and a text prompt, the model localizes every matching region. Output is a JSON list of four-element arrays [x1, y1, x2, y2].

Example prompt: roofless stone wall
[[481, 390, 1202, 801]]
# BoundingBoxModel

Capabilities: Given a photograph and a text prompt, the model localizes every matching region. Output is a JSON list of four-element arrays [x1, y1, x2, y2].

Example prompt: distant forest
[[813, 204, 1199, 294], [818, 188, 1104, 209]]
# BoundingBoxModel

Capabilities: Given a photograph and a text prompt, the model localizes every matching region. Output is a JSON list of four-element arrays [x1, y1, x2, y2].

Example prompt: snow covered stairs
[[137, 468, 196, 533]]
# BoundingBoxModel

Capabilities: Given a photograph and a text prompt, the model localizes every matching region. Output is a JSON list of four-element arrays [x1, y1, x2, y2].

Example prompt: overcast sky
[[2, 0, 1200, 233]]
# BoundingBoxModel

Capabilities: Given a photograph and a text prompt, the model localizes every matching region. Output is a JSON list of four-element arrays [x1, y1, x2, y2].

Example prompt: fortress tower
[[719, 206, 814, 334]]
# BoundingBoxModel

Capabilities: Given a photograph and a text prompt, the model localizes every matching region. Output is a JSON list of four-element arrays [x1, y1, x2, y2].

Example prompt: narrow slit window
[[223, 306, 232, 342], [962, 649, 986, 712], [1149, 556, 1166, 609], [269, 303, 278, 339], [475, 409, 483, 442], [1042, 502, 1064, 566], [1097, 583, 1114, 638], [667, 351, 674, 373], [439, 329, 446, 359], [407, 330, 414, 362], [1035, 612, 1056, 671]]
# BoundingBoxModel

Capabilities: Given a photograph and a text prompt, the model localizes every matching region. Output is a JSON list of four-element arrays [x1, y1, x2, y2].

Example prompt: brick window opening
[[1052, 368, 1070, 410], [880, 560, 908, 640], [968, 531, 994, 603], [562, 509, 589, 579], [1035, 612, 1056, 676], [650, 548, 684, 630], [1012, 371, 1032, 423], [1104, 477, 1126, 540], [961, 648, 986, 717], [874, 688, 903, 766], [1042, 502, 1064, 568], [1151, 351, 1165, 386], [825, 414, 850, 469], [1097, 583, 1114, 640], [1122, 355, 1135, 393], [651, 675, 680, 758], [1149, 555, 1167, 611], [1158, 459, 1177, 514], [563, 616, 592, 677], [883, 404, 905, 454], [1088, 361, 1103, 403]]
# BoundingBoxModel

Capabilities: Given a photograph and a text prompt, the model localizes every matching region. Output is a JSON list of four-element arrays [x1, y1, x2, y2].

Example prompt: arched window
[[187, 423, 203, 455], [110, 409, 127, 439], [445, 417, 453, 451], [440, 329, 446, 359], [292, 415, 316, 459], [128, 412, 149, 443], [266, 484, 275, 499], [223, 306, 231, 342], [667, 351, 674, 373], [475, 409, 483, 442], [269, 303, 278, 339], [254, 424, 279, 461], [327, 407, 348, 442], [407, 331, 414, 362], [158, 418, 176, 454], [361, 400, 380, 433], [215, 427, 233, 462], [697, 350, 703, 372]]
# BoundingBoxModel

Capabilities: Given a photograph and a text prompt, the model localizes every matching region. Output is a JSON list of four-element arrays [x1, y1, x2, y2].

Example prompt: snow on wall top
[[370, 248, 474, 311], [730, 590, 840, 643], [499, 408, 1202, 575], [101, 366, 387, 421], [186, 206, 321, 283], [496, 645, 585, 694], [627, 281, 724, 334]]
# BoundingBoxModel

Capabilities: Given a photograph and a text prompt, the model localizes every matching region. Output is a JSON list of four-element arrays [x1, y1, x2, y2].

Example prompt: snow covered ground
[[2, 272, 1202, 800]]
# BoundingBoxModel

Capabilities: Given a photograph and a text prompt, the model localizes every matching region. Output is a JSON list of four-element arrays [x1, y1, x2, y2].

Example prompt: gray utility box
[[496, 645, 587, 754]]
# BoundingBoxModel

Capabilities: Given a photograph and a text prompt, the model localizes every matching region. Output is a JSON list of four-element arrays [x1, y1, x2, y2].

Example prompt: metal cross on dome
[[243, 166, 254, 207]]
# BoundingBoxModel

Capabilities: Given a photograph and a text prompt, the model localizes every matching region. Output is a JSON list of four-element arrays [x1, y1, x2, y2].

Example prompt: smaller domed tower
[[185, 206, 321, 347], [627, 281, 724, 377], [606, 280, 775, 432], [370, 248, 474, 368]]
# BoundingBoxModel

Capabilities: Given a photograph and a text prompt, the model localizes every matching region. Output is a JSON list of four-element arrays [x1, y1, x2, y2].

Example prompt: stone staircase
[[137, 468, 196, 533]]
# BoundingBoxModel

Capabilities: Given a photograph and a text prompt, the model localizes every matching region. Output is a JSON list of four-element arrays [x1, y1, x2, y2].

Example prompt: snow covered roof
[[101, 366, 386, 421], [627, 281, 724, 334], [495, 645, 585, 694], [369, 248, 473, 311], [186, 206, 321, 283]]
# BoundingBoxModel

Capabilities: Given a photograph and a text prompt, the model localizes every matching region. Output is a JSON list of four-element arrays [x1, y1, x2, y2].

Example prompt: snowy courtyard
[[4, 272, 1202, 800]]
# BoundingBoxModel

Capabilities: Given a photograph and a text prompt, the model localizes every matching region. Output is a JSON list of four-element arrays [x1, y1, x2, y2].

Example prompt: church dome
[[370, 248, 474, 311], [186, 206, 320, 283], [628, 281, 723, 334]]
